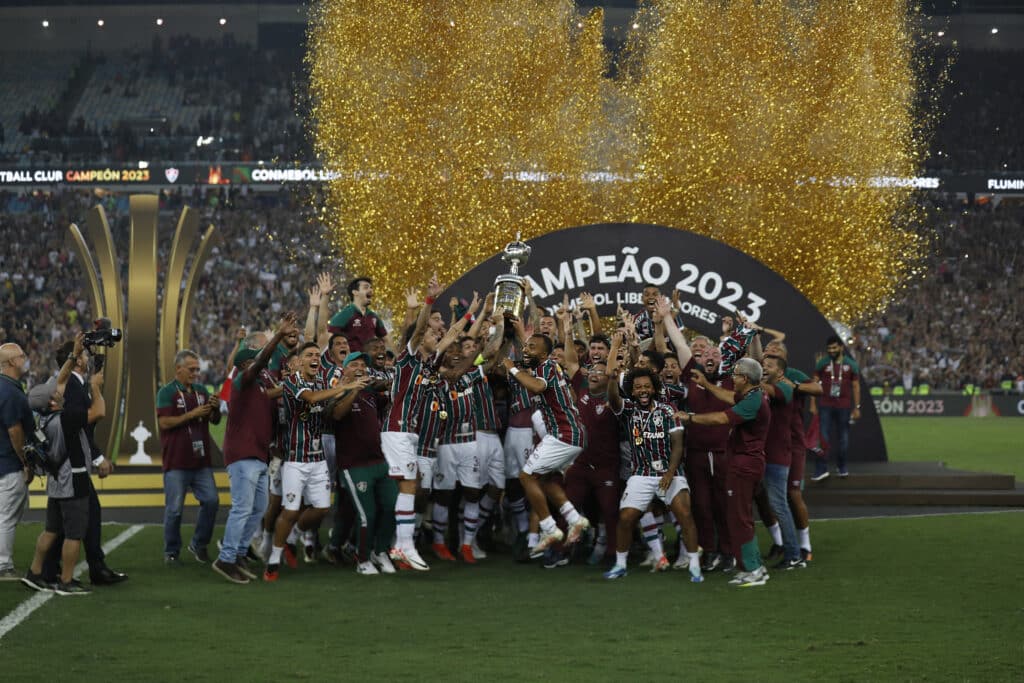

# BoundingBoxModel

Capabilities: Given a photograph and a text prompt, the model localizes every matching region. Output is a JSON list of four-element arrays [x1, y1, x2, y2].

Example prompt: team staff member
[[679, 357, 771, 588], [811, 335, 861, 480], [214, 314, 297, 585], [0, 343, 34, 580], [158, 350, 221, 566]]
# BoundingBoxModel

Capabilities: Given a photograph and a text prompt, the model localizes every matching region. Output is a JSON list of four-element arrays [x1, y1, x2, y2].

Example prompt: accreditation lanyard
[[827, 360, 844, 398], [176, 381, 205, 460]]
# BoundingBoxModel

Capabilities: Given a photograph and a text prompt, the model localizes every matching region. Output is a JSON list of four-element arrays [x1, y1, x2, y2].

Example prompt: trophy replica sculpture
[[493, 233, 532, 320]]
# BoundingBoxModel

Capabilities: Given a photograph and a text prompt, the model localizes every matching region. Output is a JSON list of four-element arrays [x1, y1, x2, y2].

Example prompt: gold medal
[[634, 436, 643, 446], [439, 410, 449, 420]]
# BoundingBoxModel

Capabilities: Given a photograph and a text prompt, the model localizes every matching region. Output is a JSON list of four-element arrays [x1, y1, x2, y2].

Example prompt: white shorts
[[436, 442, 480, 490], [503, 427, 534, 478], [417, 456, 436, 492], [268, 457, 283, 497], [281, 460, 331, 511], [530, 410, 548, 439], [620, 475, 690, 512], [382, 431, 420, 481], [476, 432, 505, 489], [522, 434, 582, 476]]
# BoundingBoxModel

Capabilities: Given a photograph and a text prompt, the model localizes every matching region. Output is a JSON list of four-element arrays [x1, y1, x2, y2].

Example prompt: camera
[[24, 426, 58, 478], [83, 318, 123, 348]]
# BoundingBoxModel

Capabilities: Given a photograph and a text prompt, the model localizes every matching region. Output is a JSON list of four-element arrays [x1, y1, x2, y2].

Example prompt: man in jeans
[[213, 315, 297, 584], [0, 343, 35, 581], [157, 350, 221, 565], [759, 355, 803, 569], [811, 335, 861, 480]]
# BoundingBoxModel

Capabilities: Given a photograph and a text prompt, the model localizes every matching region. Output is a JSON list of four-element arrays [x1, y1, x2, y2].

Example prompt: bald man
[[0, 343, 34, 580]]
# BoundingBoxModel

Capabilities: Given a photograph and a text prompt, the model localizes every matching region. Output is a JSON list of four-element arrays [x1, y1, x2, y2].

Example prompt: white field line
[[0, 524, 144, 643]]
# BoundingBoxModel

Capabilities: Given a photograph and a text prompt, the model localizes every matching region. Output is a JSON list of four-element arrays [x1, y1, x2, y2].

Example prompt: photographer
[[0, 343, 34, 581], [40, 338, 128, 586], [22, 334, 100, 595]]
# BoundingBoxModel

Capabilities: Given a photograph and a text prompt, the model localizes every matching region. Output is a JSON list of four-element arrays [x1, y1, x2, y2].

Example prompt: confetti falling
[[307, 0, 933, 324]]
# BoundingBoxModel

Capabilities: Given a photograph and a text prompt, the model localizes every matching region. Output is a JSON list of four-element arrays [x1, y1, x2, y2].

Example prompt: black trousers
[[42, 478, 105, 580]]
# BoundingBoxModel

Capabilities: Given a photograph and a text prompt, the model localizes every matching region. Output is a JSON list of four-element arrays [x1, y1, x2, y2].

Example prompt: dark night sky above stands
[[0, 0, 1021, 14]]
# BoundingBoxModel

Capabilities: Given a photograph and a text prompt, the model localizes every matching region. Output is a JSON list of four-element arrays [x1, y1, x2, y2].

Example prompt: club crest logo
[[357, 481, 368, 492], [164, 167, 179, 183], [286, 492, 296, 502]]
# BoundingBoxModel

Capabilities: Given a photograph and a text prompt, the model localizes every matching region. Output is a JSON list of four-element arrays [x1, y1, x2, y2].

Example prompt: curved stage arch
[[442, 223, 886, 462]]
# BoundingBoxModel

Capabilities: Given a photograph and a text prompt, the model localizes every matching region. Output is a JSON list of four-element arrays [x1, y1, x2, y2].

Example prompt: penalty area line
[[0, 523, 144, 643]]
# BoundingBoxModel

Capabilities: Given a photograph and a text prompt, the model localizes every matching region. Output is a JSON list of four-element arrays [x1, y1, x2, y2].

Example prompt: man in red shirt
[[811, 335, 862, 480], [214, 313, 297, 584], [680, 357, 771, 587]]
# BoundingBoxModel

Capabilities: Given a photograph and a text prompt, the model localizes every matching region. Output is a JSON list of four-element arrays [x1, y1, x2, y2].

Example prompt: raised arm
[[304, 283, 323, 342], [656, 297, 691, 368], [558, 296, 580, 379], [606, 365, 624, 413], [242, 312, 298, 388], [410, 274, 442, 351], [579, 291, 601, 337], [501, 357, 547, 395], [315, 272, 335, 347], [690, 367, 737, 405]]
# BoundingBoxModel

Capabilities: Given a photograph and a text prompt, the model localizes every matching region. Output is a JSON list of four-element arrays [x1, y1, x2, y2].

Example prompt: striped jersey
[[470, 366, 500, 432], [415, 380, 444, 458], [510, 359, 586, 448], [438, 366, 485, 445], [662, 382, 687, 410], [281, 371, 329, 463], [615, 398, 683, 477], [384, 342, 438, 434]]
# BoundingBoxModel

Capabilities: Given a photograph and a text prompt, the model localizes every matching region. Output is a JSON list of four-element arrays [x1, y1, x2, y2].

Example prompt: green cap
[[233, 348, 259, 368]]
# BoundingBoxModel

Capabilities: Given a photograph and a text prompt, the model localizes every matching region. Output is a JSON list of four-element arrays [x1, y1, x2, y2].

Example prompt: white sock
[[479, 493, 497, 523], [539, 516, 557, 534], [799, 527, 811, 551], [615, 551, 628, 569], [767, 522, 783, 547], [269, 545, 283, 564], [559, 502, 582, 526], [653, 513, 665, 541], [640, 513, 663, 558], [302, 529, 315, 546], [395, 493, 416, 549], [432, 505, 449, 545], [462, 501, 481, 546], [286, 524, 300, 545], [528, 532, 539, 548]]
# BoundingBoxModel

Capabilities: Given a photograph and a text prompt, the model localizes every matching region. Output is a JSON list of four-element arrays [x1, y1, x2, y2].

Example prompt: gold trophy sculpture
[[493, 233, 532, 320]]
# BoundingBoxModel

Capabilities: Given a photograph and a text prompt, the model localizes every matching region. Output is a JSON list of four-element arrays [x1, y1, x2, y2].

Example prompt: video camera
[[82, 318, 123, 372], [24, 424, 59, 478]]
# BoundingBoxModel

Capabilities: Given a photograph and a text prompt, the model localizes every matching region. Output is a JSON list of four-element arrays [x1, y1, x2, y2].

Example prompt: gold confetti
[[308, 0, 932, 324]]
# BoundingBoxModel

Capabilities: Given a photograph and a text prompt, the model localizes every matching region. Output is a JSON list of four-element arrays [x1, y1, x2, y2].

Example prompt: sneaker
[[212, 559, 251, 585], [728, 570, 753, 585], [672, 552, 690, 571], [165, 554, 181, 567], [810, 460, 830, 482], [263, 563, 280, 582], [0, 567, 20, 581], [322, 545, 342, 565], [689, 561, 704, 584], [801, 548, 814, 563], [187, 543, 209, 564], [340, 542, 358, 565], [392, 546, 430, 572], [356, 560, 379, 575], [459, 544, 478, 565], [701, 552, 723, 573], [249, 538, 264, 561], [639, 550, 657, 568], [235, 556, 258, 580], [587, 543, 607, 566], [432, 543, 456, 561], [371, 552, 397, 574], [738, 566, 770, 587], [533, 527, 564, 555], [603, 564, 628, 580], [838, 467, 849, 478], [282, 543, 299, 569], [54, 579, 91, 596], [774, 557, 807, 570], [565, 517, 590, 545], [470, 539, 488, 560], [245, 546, 262, 564], [650, 555, 670, 573], [765, 544, 785, 563], [542, 548, 569, 569], [21, 571, 53, 593], [720, 556, 737, 573], [303, 544, 317, 564]]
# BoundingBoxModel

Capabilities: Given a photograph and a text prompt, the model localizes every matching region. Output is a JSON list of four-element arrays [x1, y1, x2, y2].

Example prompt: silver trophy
[[493, 233, 532, 320]]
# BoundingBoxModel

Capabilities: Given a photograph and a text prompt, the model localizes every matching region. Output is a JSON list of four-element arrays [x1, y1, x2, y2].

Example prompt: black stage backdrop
[[441, 223, 887, 462]]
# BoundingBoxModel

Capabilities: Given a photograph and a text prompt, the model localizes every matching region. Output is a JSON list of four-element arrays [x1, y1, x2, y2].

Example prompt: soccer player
[[679, 357, 771, 587], [327, 277, 390, 352], [331, 352, 392, 575], [603, 361, 703, 582], [263, 342, 354, 582], [811, 335, 861, 480], [502, 332, 588, 554], [382, 275, 465, 572]]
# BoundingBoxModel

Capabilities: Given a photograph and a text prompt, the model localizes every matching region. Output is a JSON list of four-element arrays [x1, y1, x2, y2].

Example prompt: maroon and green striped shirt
[[615, 399, 683, 477], [438, 366, 486, 445], [281, 371, 329, 463], [510, 359, 586, 448], [384, 342, 438, 434], [470, 366, 500, 432]]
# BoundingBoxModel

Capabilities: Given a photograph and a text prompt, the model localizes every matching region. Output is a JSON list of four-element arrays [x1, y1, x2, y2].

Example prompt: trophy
[[493, 232, 532, 320]]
